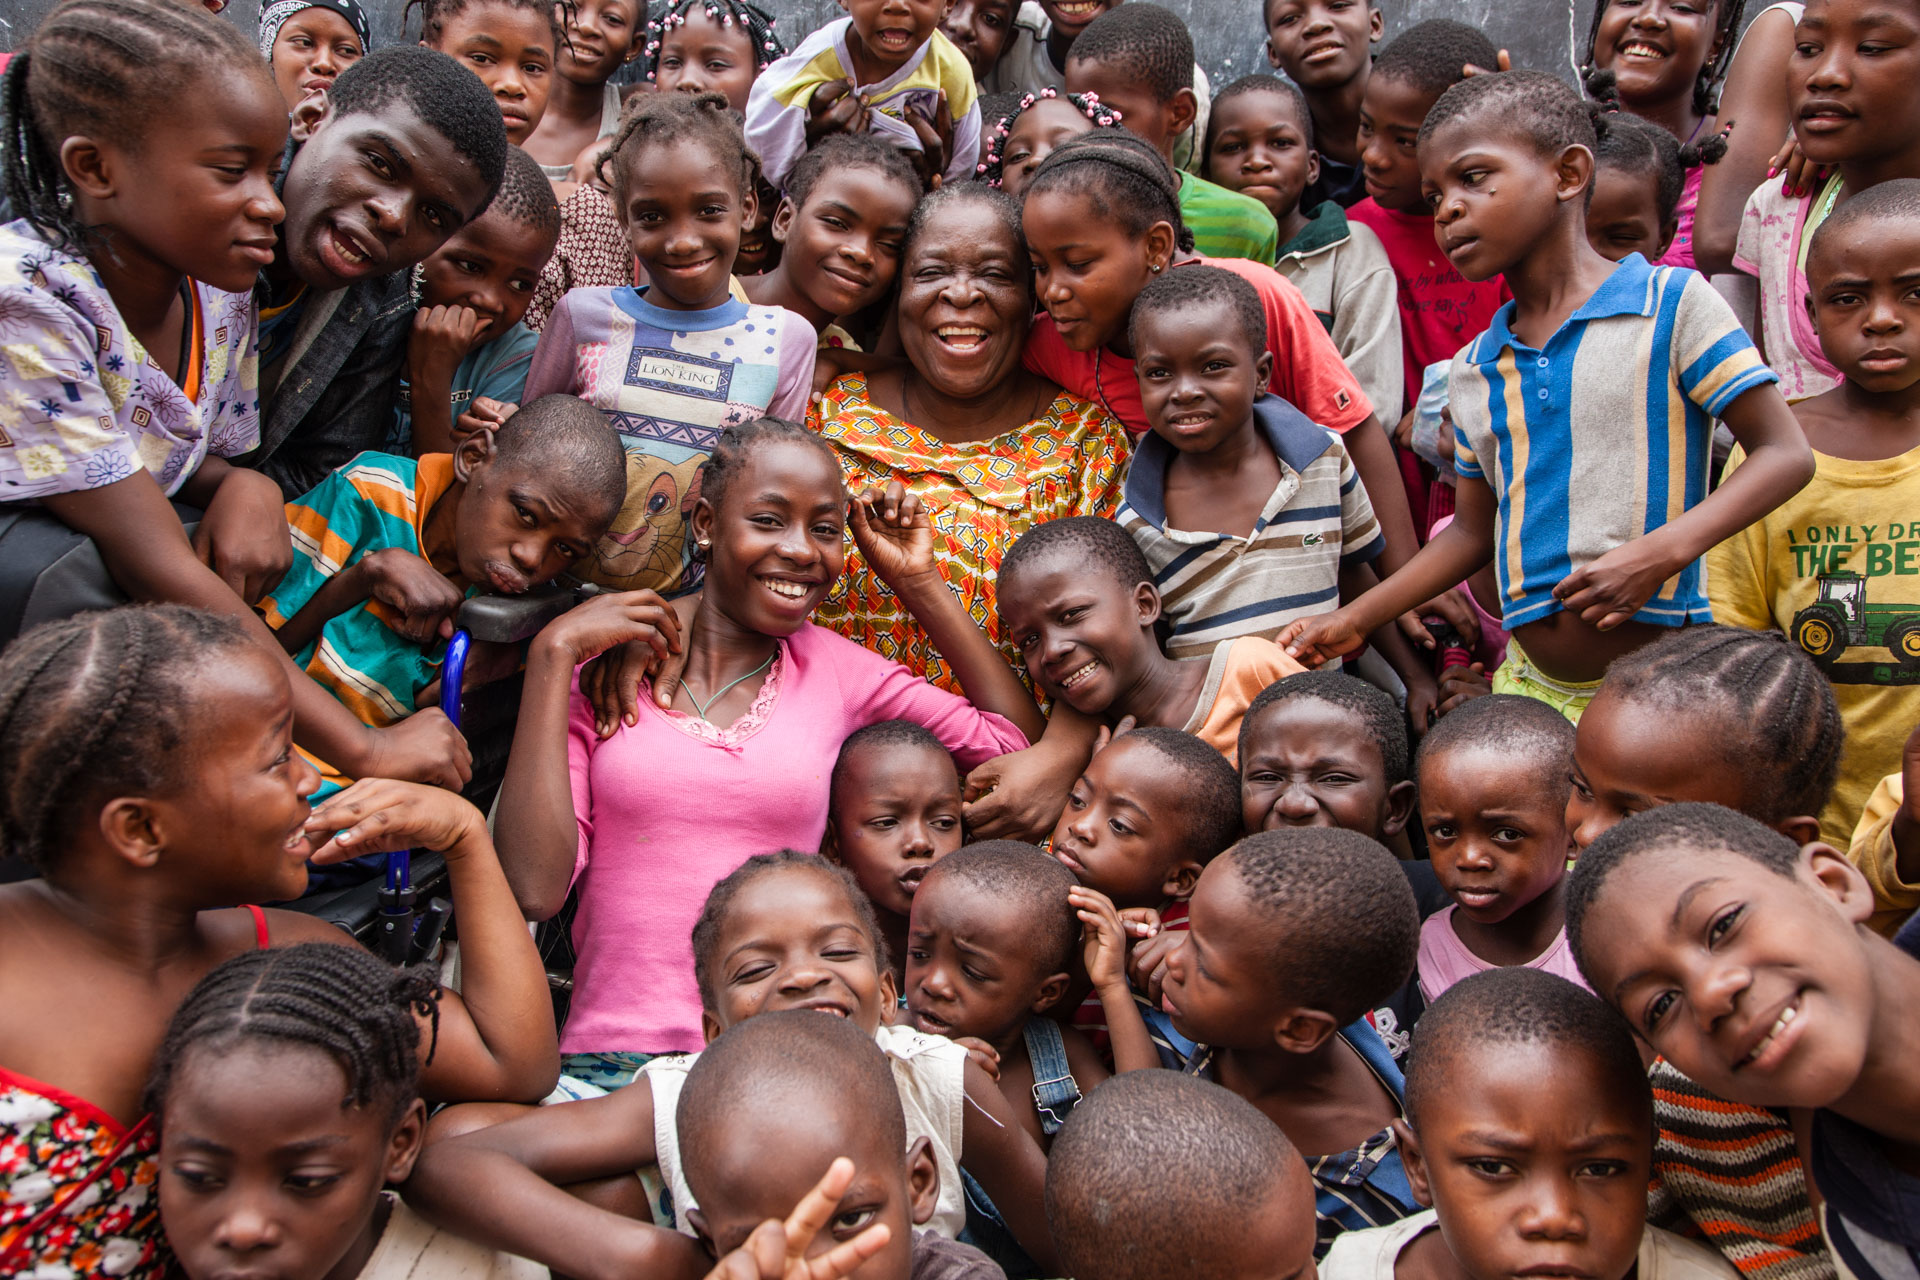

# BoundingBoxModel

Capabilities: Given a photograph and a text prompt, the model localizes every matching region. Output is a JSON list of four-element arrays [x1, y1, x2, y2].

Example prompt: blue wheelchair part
[[373, 583, 598, 965]]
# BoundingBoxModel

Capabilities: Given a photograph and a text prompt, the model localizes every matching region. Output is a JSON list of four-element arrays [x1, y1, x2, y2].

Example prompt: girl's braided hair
[[1599, 624, 1843, 824], [405, 0, 573, 49], [599, 88, 762, 202], [145, 943, 442, 1126], [976, 88, 1122, 188], [643, 0, 788, 82], [1023, 130, 1196, 253], [1580, 0, 1749, 119], [695, 415, 839, 518], [2, 0, 271, 252], [0, 606, 256, 873]]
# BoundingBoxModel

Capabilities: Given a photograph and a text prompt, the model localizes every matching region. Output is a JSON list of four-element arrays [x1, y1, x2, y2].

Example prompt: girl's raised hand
[[537, 589, 683, 669], [305, 778, 486, 864], [1767, 134, 1827, 199], [703, 1158, 892, 1280], [850, 482, 937, 589]]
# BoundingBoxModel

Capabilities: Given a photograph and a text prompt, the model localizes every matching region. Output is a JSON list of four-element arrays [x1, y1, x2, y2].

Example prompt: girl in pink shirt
[[1409, 695, 1589, 1012], [494, 418, 1043, 1071]]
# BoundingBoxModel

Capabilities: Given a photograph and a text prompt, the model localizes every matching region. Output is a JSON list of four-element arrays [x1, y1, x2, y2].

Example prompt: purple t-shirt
[[523, 285, 816, 596]]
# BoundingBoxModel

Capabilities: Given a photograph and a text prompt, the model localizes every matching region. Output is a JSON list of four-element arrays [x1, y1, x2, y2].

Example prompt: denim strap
[[1024, 1018, 1082, 1136]]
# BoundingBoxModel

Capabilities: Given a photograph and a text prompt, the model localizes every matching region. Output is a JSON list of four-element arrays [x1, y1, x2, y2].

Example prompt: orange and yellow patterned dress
[[808, 374, 1132, 692]]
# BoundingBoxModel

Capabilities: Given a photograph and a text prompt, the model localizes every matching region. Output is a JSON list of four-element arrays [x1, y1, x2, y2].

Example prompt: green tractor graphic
[[1791, 571, 1920, 667]]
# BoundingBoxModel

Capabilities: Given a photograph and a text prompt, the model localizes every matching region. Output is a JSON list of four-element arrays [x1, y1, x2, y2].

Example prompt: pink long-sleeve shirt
[[562, 622, 1029, 1054]]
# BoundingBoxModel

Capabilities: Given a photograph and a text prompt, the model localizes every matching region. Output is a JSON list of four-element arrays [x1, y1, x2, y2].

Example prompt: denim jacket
[[242, 266, 416, 499]]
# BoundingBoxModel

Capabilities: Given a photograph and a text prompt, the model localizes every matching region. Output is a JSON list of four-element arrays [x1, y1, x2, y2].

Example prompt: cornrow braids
[[1024, 130, 1196, 253], [1598, 624, 1843, 824], [977, 88, 1122, 187], [695, 415, 839, 518], [405, 0, 571, 52], [0, 606, 255, 873], [145, 943, 442, 1127], [1580, 0, 1747, 118], [643, 0, 787, 81], [690, 852, 886, 1012], [600, 88, 762, 204], [4, 0, 271, 252]]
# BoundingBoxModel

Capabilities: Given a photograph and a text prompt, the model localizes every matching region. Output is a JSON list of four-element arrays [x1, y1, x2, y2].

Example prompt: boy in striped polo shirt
[[1282, 72, 1812, 722], [1118, 267, 1436, 710], [261, 395, 625, 798]]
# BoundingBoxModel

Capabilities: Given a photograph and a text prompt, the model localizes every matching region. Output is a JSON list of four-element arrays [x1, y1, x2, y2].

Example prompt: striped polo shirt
[[1117, 393, 1383, 659], [262, 451, 467, 790], [1449, 253, 1776, 631]]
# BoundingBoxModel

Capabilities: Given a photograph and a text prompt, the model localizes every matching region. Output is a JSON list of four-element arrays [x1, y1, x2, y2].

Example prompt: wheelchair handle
[[453, 582, 601, 645]]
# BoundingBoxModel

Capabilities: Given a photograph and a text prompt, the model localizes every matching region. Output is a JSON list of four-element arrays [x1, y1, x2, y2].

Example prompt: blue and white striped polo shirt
[[1449, 253, 1776, 630]]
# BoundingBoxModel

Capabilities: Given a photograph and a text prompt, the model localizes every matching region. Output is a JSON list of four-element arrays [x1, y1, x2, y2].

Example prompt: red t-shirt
[[1022, 255, 1373, 437], [1349, 198, 1510, 414]]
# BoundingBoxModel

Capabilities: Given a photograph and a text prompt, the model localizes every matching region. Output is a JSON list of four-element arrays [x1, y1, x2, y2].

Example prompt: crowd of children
[[3, 0, 1920, 1277]]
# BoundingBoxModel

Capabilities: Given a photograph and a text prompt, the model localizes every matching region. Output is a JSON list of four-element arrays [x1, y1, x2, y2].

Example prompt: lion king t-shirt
[[1706, 441, 1920, 846], [520, 286, 817, 596]]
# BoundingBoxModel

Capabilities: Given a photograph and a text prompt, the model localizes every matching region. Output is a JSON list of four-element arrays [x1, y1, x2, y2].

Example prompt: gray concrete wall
[[2, 0, 1597, 85]]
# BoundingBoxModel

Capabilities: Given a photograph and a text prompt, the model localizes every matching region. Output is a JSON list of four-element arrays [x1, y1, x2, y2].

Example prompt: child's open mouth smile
[[759, 573, 820, 604], [658, 254, 720, 280], [791, 996, 854, 1018], [1164, 409, 1216, 436], [1053, 658, 1101, 693], [1734, 996, 1804, 1074], [1616, 38, 1669, 62]]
